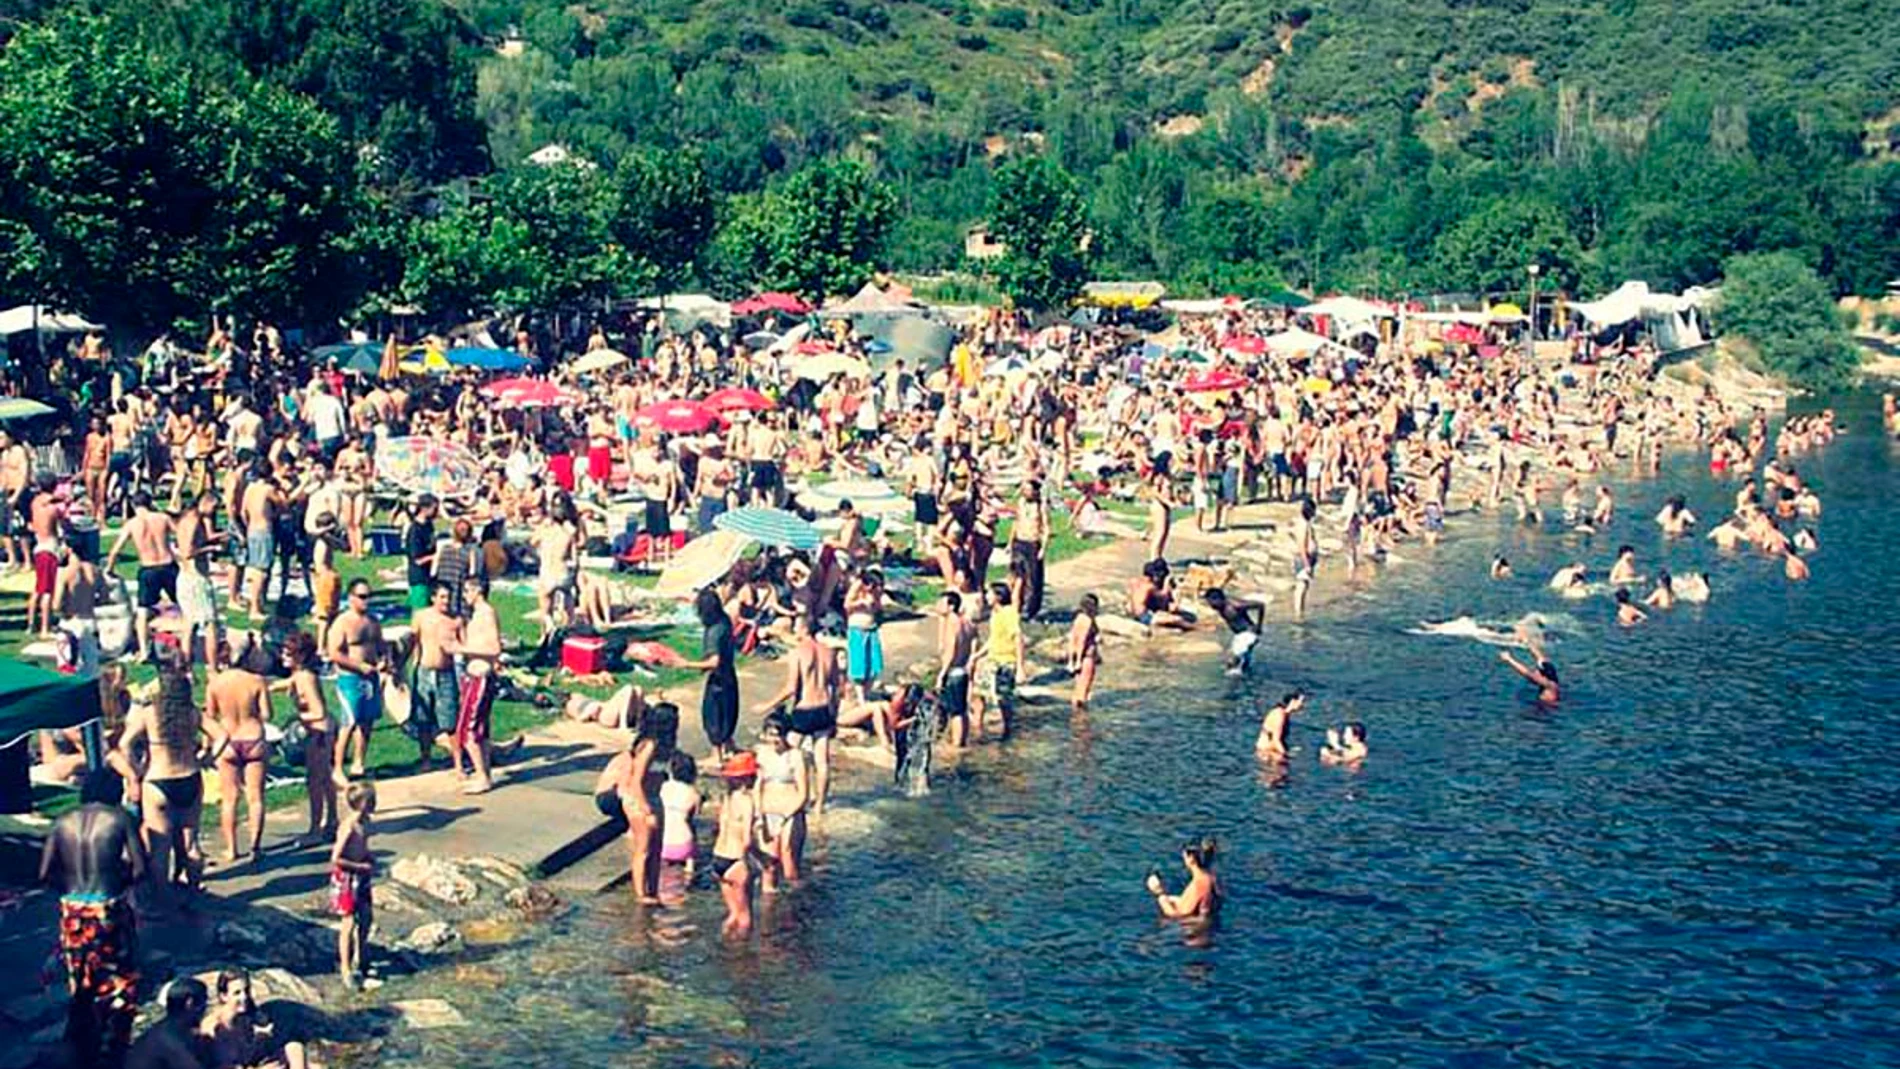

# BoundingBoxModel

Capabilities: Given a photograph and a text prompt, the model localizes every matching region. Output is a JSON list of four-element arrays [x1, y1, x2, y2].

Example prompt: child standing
[[710, 753, 764, 938], [330, 782, 376, 990]]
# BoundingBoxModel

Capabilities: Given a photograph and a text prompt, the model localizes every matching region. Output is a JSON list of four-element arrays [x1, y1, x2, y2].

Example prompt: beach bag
[[381, 670, 412, 727]]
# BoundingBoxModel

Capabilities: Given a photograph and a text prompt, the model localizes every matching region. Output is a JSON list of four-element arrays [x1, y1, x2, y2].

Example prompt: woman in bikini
[[753, 712, 809, 891], [625, 702, 678, 905], [1068, 592, 1102, 713], [117, 650, 210, 906], [333, 435, 372, 557], [710, 752, 767, 937]]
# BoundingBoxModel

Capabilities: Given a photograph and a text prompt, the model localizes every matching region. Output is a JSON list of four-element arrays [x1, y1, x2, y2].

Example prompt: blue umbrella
[[446, 346, 534, 371], [714, 506, 821, 551]]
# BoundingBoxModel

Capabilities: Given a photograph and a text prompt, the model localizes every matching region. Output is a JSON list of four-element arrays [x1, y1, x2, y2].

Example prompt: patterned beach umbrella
[[652, 529, 753, 599], [702, 387, 775, 414], [376, 437, 483, 498], [715, 506, 821, 551]]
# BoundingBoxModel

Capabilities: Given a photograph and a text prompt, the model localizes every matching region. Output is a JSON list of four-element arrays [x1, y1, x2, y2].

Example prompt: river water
[[356, 392, 1899, 1068]]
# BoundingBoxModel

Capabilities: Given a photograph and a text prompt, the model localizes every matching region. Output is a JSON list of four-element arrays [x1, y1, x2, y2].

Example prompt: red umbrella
[[793, 340, 835, 355], [1182, 370, 1248, 393], [702, 387, 775, 414], [732, 292, 813, 316], [635, 400, 722, 434], [482, 377, 573, 409], [1221, 334, 1267, 355]]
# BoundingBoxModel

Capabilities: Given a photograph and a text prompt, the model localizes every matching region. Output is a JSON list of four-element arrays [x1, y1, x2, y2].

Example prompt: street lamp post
[[1526, 264, 1541, 351]]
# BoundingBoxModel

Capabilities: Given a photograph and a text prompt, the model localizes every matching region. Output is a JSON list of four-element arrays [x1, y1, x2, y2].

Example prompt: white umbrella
[[794, 352, 871, 381], [801, 478, 908, 516], [651, 529, 751, 599], [571, 349, 629, 374]]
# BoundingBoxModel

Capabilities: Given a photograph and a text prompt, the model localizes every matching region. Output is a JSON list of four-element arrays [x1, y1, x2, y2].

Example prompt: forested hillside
[[1, 0, 1896, 329]]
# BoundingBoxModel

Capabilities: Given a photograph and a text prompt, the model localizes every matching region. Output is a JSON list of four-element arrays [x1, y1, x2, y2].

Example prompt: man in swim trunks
[[41, 771, 144, 1069], [327, 579, 386, 779], [456, 575, 504, 793], [409, 581, 461, 774], [28, 473, 65, 637], [936, 591, 976, 748], [1203, 587, 1264, 677], [106, 491, 179, 661], [175, 491, 223, 670], [239, 459, 282, 619], [757, 611, 840, 815], [0, 428, 29, 572]]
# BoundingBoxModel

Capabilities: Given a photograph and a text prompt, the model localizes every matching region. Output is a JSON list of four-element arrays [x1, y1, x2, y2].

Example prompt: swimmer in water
[[1254, 690, 1305, 761], [1319, 722, 1368, 766], [1676, 571, 1712, 603], [1707, 517, 1747, 551], [1499, 646, 1562, 704], [1656, 495, 1697, 536], [1145, 836, 1222, 921], [1548, 562, 1586, 591], [1793, 528, 1818, 553], [1784, 544, 1810, 582], [1643, 569, 1676, 610], [1592, 485, 1614, 528], [1613, 588, 1647, 627], [1490, 555, 1513, 580], [1608, 545, 1639, 585]]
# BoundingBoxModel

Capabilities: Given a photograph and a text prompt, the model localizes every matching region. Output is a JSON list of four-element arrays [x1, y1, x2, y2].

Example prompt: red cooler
[[562, 636, 607, 675]]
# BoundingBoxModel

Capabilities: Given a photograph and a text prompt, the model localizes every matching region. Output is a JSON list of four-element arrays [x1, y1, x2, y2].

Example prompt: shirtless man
[[455, 576, 505, 793], [327, 579, 386, 779], [28, 474, 65, 637], [1202, 587, 1264, 677], [176, 492, 223, 669], [1011, 479, 1049, 619], [54, 544, 102, 675], [207, 642, 273, 864], [107, 492, 178, 661], [42, 773, 145, 1069], [239, 462, 282, 618], [0, 428, 30, 571], [409, 582, 462, 773], [757, 611, 840, 814], [1291, 497, 1319, 619], [530, 506, 579, 638], [1608, 545, 1639, 586], [936, 591, 977, 748]]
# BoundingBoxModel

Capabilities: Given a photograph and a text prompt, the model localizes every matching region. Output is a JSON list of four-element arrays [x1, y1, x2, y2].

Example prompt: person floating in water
[[1320, 722, 1368, 766], [1145, 837, 1222, 922], [1499, 644, 1562, 705]]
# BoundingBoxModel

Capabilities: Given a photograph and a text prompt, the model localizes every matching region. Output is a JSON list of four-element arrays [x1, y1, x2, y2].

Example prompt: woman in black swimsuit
[[118, 651, 207, 899]]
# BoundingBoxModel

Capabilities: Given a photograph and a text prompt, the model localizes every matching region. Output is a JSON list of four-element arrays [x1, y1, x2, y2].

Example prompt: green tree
[[746, 158, 897, 300], [988, 155, 1094, 310], [1714, 251, 1860, 390], [0, 14, 356, 335], [1432, 195, 1581, 295], [610, 148, 717, 294]]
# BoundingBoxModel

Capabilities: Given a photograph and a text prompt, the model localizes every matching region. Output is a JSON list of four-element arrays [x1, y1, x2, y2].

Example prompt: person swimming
[[1608, 545, 1639, 585], [1255, 690, 1305, 760], [1145, 836, 1222, 922], [1500, 646, 1562, 704], [1319, 722, 1368, 766], [1643, 569, 1676, 610], [1656, 495, 1698, 536], [1613, 588, 1647, 627], [1490, 555, 1512, 580], [1676, 571, 1712, 603]]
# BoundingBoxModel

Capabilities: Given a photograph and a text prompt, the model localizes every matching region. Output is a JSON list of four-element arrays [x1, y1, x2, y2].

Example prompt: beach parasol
[[741, 330, 780, 350], [1182, 370, 1247, 393], [1301, 376, 1335, 394], [447, 346, 535, 371], [376, 436, 482, 498], [651, 529, 752, 599], [634, 400, 721, 435], [1487, 302, 1526, 320], [0, 398, 56, 421], [732, 292, 813, 316], [1222, 335, 1268, 356], [571, 349, 630, 375], [794, 353, 871, 382], [702, 387, 774, 414], [483, 377, 573, 409], [399, 349, 451, 376], [715, 506, 821, 551], [983, 354, 1030, 378], [311, 342, 385, 374]]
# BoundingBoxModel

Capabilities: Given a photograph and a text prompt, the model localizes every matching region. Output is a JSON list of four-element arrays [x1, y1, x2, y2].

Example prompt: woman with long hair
[[278, 631, 337, 842], [117, 649, 211, 905], [682, 588, 741, 761], [624, 702, 679, 904]]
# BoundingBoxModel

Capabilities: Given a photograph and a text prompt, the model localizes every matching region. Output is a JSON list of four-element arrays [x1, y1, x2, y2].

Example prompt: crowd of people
[[16, 293, 1843, 1065]]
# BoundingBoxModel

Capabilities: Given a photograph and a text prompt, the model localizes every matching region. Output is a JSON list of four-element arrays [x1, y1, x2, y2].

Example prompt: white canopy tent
[[1298, 296, 1394, 325], [0, 306, 101, 336], [1266, 328, 1354, 356], [1567, 281, 1718, 351], [827, 283, 921, 317]]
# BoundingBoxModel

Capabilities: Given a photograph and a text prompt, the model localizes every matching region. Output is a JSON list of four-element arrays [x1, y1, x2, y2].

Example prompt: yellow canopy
[[1487, 302, 1525, 319]]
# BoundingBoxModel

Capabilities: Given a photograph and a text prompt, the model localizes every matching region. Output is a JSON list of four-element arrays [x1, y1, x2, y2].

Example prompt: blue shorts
[[335, 672, 381, 729], [847, 627, 884, 683], [245, 529, 275, 569]]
